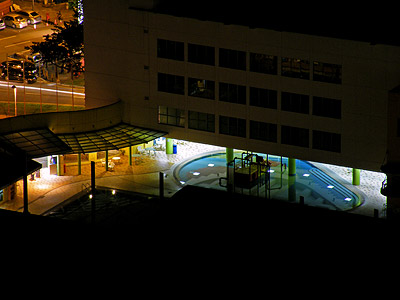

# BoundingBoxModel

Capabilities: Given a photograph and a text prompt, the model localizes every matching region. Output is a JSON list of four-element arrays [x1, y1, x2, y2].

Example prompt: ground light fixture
[[193, 172, 200, 176], [327, 185, 334, 189]]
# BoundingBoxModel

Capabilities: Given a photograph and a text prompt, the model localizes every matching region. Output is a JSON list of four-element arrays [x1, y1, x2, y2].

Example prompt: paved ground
[[0, 140, 387, 219]]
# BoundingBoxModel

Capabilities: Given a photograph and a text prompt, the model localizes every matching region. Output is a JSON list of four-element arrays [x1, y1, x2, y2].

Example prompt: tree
[[25, 4, 84, 79]]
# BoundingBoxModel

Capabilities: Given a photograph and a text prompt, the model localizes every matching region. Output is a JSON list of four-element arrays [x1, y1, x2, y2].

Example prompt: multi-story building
[[84, 1, 400, 215]]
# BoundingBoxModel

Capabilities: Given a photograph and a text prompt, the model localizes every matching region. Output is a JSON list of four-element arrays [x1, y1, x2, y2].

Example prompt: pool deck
[[0, 141, 386, 218]]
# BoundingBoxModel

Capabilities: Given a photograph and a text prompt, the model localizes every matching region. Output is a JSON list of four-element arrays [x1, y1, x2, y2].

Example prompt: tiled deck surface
[[0, 141, 386, 218]]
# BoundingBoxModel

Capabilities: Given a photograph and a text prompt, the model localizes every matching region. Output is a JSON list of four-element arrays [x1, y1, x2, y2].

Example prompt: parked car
[[0, 19, 5, 30], [2, 13, 28, 28], [1, 60, 37, 73], [8, 52, 42, 68], [15, 10, 41, 25], [1, 67, 37, 84]]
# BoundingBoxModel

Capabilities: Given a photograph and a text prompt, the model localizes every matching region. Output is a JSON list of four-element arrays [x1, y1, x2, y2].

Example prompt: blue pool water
[[175, 152, 360, 211]]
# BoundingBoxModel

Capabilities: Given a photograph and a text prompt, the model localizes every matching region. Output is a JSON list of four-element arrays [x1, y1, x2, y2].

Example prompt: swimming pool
[[173, 151, 361, 211]]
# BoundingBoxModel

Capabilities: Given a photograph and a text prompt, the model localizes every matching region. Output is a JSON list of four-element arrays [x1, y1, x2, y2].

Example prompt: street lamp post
[[11, 85, 17, 116]]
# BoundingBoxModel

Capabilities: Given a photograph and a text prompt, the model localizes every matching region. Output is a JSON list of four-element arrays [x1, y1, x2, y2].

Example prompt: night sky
[[152, 0, 398, 46]]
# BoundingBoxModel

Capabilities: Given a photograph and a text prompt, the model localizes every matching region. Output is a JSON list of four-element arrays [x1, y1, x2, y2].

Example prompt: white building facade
[[84, 0, 400, 173]]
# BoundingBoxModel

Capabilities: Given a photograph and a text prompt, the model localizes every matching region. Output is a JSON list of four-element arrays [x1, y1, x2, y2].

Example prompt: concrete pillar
[[352, 168, 360, 185], [288, 158, 296, 202], [288, 158, 296, 176], [166, 138, 173, 154], [129, 146, 132, 166], [77, 153, 81, 175], [105, 150, 108, 171], [57, 155, 64, 176], [226, 148, 234, 164]]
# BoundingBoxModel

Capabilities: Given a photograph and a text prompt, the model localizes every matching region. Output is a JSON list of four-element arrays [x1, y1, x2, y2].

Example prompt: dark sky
[[153, 1, 398, 45]]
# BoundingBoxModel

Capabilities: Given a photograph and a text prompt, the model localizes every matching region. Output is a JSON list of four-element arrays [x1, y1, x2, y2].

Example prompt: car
[[2, 13, 28, 28], [15, 10, 41, 25], [0, 19, 5, 30], [1, 67, 37, 84], [1, 60, 37, 73]]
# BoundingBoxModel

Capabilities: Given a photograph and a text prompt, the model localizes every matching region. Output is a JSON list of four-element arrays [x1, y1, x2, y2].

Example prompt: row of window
[[158, 73, 341, 119], [158, 106, 341, 152], [157, 39, 342, 84]]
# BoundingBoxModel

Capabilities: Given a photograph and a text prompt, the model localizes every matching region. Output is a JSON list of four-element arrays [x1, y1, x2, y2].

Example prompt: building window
[[188, 78, 215, 99], [219, 82, 246, 104], [250, 53, 277, 75], [219, 116, 246, 137], [281, 57, 310, 80], [158, 73, 184, 95], [188, 43, 215, 66], [249, 87, 277, 109], [313, 96, 341, 119], [281, 125, 309, 148], [312, 130, 341, 153], [158, 106, 185, 127], [188, 111, 215, 132], [250, 120, 277, 143], [281, 92, 309, 114], [157, 39, 184, 61], [219, 48, 246, 70], [313, 61, 342, 84]]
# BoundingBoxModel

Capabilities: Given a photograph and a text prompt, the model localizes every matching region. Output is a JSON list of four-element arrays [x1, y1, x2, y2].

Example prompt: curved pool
[[173, 151, 361, 211]]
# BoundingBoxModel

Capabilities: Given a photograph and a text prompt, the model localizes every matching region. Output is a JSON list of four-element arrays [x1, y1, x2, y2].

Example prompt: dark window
[[157, 73, 184, 95], [281, 57, 310, 79], [158, 106, 185, 127], [250, 53, 277, 75], [250, 121, 277, 142], [281, 92, 309, 114], [281, 125, 309, 148], [188, 43, 215, 66], [157, 39, 184, 61], [249, 87, 277, 109], [188, 78, 215, 99], [219, 48, 246, 70], [312, 130, 341, 153], [188, 111, 215, 132], [313, 61, 342, 84], [219, 82, 246, 104], [313, 96, 341, 119], [219, 116, 246, 137]]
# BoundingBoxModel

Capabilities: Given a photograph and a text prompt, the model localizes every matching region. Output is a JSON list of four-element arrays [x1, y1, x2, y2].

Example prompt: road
[[0, 21, 85, 113]]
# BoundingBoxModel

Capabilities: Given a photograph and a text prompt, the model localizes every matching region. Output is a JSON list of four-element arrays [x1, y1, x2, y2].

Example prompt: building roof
[[144, 0, 399, 46]]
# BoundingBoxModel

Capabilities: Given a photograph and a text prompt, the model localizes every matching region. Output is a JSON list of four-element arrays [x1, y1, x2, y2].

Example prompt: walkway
[[0, 141, 223, 214]]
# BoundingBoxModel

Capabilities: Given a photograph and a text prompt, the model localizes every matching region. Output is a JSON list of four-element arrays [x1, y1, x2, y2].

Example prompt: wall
[[84, 0, 400, 172]]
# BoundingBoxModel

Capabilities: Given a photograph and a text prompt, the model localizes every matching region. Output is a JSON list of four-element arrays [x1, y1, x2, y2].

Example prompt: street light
[[11, 85, 17, 116]]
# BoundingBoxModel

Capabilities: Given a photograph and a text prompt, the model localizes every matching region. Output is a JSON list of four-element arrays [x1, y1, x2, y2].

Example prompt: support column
[[288, 158, 296, 202], [129, 146, 132, 166], [226, 147, 234, 164], [56, 155, 64, 176], [23, 153, 29, 214], [288, 158, 296, 176], [352, 168, 360, 185], [105, 150, 108, 171], [77, 153, 81, 175], [166, 138, 173, 154]]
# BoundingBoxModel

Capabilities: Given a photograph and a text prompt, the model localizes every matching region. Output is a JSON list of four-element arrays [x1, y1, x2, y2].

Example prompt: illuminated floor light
[[180, 181, 185, 185], [193, 172, 200, 176], [303, 173, 310, 177], [89, 194, 93, 199], [268, 169, 275, 173], [327, 185, 334, 189], [112, 190, 116, 195], [344, 197, 352, 201], [208, 163, 214, 167]]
